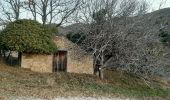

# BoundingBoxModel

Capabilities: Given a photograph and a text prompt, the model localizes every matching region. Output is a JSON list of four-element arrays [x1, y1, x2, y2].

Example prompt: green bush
[[0, 19, 58, 53], [66, 32, 85, 44], [159, 28, 170, 45]]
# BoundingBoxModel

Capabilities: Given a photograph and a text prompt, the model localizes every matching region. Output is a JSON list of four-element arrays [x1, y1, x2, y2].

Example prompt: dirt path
[[3, 96, 133, 100], [55, 97, 132, 100]]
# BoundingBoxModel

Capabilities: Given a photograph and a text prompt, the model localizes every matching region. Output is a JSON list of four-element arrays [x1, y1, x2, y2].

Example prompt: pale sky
[[147, 0, 170, 11], [0, 0, 170, 27]]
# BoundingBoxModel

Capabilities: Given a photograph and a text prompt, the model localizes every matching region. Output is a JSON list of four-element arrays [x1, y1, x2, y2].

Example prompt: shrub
[[0, 19, 58, 53], [159, 28, 170, 45]]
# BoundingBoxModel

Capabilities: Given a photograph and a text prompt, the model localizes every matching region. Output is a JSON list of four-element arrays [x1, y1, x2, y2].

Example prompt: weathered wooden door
[[53, 51, 67, 72]]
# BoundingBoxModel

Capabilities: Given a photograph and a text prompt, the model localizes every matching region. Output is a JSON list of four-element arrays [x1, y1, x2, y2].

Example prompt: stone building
[[21, 36, 94, 74]]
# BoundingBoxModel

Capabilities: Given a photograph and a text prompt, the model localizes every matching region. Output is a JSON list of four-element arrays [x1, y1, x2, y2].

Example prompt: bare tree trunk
[[2, 50, 6, 58], [0, 50, 2, 58], [99, 67, 104, 80], [28, 0, 37, 21], [9, 0, 21, 20], [49, 0, 53, 24], [18, 52, 22, 66], [42, 0, 48, 25], [6, 51, 11, 61]]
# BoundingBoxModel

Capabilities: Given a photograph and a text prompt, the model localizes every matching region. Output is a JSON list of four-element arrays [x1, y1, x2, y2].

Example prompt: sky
[[0, 0, 170, 27], [148, 0, 170, 11]]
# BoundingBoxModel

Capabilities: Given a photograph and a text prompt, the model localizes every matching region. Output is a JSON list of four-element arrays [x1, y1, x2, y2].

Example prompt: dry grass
[[0, 60, 105, 98], [0, 59, 169, 99]]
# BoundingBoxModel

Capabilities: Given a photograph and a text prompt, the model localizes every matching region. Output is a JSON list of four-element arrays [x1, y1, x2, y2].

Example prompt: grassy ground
[[0, 60, 170, 99]]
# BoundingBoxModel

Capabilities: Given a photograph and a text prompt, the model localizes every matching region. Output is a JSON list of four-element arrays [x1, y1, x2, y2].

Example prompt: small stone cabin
[[21, 36, 94, 74]]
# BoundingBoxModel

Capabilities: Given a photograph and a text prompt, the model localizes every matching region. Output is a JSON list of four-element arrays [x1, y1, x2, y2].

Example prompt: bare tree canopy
[[22, 0, 81, 25], [0, 0, 82, 26], [0, 0, 22, 24], [65, 0, 170, 79]]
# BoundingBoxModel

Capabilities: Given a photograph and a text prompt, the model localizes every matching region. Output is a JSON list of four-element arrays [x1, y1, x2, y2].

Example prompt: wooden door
[[53, 51, 67, 72]]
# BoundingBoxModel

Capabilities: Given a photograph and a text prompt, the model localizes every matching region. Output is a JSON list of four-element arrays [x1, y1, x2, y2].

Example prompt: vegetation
[[159, 28, 170, 45], [92, 9, 107, 24], [66, 32, 85, 44], [0, 60, 169, 99], [0, 19, 57, 53], [0, 0, 169, 99], [63, 2, 170, 79]]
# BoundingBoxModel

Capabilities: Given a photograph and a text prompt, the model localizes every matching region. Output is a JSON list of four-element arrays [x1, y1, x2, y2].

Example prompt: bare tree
[[137, 0, 149, 15], [159, 0, 167, 10], [27, 0, 37, 20], [0, 0, 22, 23], [23, 0, 81, 25], [68, 0, 166, 80]]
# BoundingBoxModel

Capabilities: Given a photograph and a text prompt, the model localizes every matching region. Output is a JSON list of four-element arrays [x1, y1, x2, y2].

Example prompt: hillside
[[0, 59, 170, 99], [59, 7, 170, 40], [59, 8, 170, 78], [60, 8, 170, 33], [1, 8, 170, 100]]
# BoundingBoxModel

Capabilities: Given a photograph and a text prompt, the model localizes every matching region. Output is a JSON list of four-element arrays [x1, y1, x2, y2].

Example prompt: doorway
[[53, 51, 67, 72]]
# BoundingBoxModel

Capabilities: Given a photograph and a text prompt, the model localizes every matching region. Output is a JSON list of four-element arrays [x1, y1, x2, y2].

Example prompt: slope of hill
[[0, 59, 169, 99], [58, 23, 87, 36], [59, 8, 170, 78], [60, 7, 170, 34], [1, 8, 170, 99]]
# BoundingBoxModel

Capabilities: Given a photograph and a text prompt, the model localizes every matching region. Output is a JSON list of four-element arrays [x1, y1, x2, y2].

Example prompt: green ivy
[[0, 19, 58, 53]]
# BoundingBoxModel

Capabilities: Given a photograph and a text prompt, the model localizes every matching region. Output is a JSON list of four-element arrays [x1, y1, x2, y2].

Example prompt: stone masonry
[[21, 36, 94, 74]]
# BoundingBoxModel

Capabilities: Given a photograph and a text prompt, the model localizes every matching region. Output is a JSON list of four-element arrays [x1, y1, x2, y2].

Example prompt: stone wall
[[67, 52, 93, 74], [21, 36, 94, 74], [54, 36, 94, 74], [21, 53, 53, 73]]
